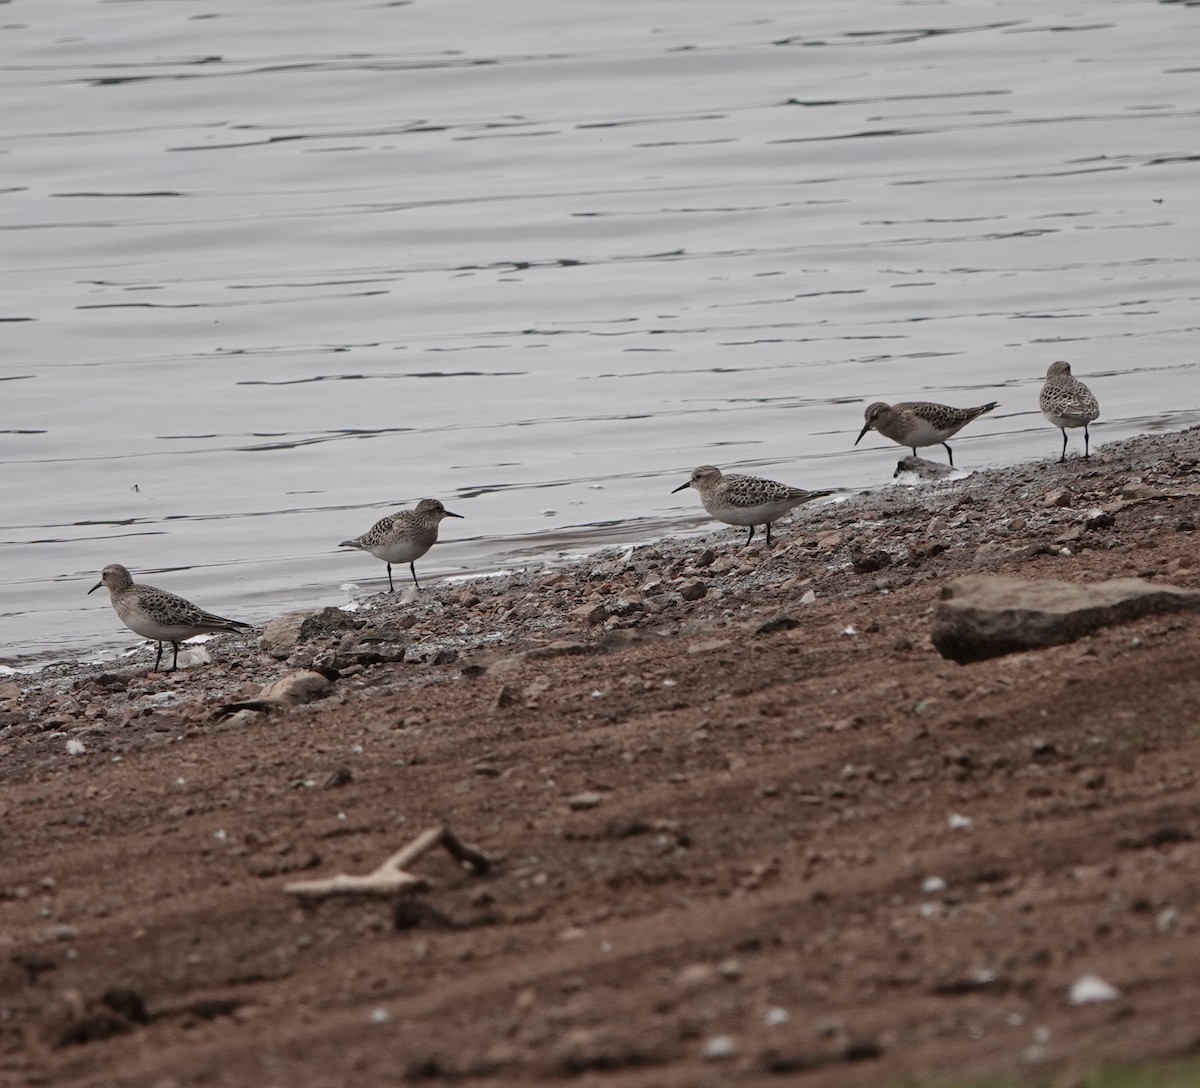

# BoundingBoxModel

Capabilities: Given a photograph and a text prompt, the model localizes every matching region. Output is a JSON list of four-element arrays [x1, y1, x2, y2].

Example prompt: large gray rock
[[894, 455, 955, 481], [259, 607, 361, 658], [932, 575, 1200, 664]]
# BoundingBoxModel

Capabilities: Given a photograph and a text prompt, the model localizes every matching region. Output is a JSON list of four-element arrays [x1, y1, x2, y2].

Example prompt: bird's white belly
[[1043, 409, 1088, 429], [707, 500, 792, 526], [368, 539, 429, 564], [901, 422, 948, 447], [122, 613, 203, 642]]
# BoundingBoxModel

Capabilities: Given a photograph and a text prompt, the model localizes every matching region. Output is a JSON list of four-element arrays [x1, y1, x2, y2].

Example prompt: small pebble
[[1069, 974, 1119, 1005], [702, 1035, 736, 1061]]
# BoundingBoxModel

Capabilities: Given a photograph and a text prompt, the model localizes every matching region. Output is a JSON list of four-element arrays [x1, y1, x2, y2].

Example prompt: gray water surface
[[3, 0, 1199, 666]]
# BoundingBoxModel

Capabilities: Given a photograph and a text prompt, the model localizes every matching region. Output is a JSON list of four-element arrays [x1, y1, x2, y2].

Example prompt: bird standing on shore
[[88, 563, 252, 672], [672, 464, 835, 546], [855, 400, 998, 467], [1040, 360, 1100, 461], [339, 497, 462, 592]]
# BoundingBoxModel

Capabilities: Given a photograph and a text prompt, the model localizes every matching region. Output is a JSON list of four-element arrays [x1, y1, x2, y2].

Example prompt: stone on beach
[[931, 574, 1200, 664], [893, 455, 956, 480], [259, 608, 362, 658]]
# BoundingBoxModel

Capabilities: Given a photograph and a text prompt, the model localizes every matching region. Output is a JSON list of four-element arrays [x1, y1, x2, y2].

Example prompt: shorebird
[[88, 563, 252, 672], [672, 464, 835, 545], [339, 497, 462, 592], [855, 400, 998, 467], [1040, 360, 1100, 461]]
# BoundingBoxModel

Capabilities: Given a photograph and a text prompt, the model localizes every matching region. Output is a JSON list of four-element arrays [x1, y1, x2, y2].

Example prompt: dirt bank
[[3, 429, 1200, 1087]]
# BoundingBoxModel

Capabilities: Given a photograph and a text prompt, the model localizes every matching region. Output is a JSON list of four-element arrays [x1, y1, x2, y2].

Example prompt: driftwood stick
[[283, 866, 428, 901], [383, 825, 448, 874], [441, 827, 493, 874], [284, 825, 491, 900]]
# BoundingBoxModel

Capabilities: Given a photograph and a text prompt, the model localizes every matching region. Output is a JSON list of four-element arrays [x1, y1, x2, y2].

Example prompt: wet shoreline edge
[[8, 426, 1199, 719]]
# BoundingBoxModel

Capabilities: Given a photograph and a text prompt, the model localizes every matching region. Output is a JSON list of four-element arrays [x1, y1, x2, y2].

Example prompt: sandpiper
[[672, 464, 835, 545], [855, 400, 998, 467], [1040, 360, 1099, 461], [339, 497, 462, 592], [88, 563, 252, 672]]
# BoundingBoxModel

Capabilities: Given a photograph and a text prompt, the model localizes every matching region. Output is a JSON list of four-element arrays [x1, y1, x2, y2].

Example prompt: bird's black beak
[[445, 511, 464, 519], [88, 581, 102, 595], [854, 423, 871, 446], [671, 482, 690, 494]]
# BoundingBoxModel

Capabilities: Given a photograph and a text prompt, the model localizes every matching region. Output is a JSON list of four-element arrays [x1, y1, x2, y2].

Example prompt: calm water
[[3, 0, 1199, 667]]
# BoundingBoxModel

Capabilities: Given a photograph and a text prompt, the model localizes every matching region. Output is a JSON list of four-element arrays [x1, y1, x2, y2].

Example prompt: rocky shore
[[13, 427, 1199, 727], [3, 427, 1200, 1087]]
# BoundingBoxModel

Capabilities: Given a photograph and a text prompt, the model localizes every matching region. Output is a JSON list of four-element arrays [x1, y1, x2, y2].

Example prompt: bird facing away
[[215, 666, 340, 719], [88, 563, 252, 673], [672, 464, 835, 546], [855, 400, 998, 468], [1040, 360, 1100, 461], [339, 497, 463, 592]]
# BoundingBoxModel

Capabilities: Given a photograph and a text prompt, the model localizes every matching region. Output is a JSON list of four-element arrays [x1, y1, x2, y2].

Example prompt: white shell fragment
[[1069, 974, 1119, 1005]]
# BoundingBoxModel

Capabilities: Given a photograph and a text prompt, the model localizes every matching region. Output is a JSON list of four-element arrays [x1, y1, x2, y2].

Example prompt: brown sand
[[3, 428, 1200, 1087]]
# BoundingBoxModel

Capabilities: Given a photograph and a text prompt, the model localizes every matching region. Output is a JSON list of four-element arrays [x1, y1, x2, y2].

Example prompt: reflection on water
[[2, 0, 1199, 666]]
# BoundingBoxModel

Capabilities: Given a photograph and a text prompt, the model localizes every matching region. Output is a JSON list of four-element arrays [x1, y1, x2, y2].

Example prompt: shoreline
[[5, 424, 1189, 677], [10, 424, 1199, 715]]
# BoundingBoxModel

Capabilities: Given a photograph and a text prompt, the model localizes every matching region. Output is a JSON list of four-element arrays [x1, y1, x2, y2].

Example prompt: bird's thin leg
[[153, 642, 164, 672], [766, 522, 773, 546], [1059, 429, 1068, 463], [1083, 424, 1090, 459], [943, 442, 955, 468], [386, 563, 395, 593], [169, 641, 181, 673], [745, 525, 755, 547], [410, 561, 421, 589]]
